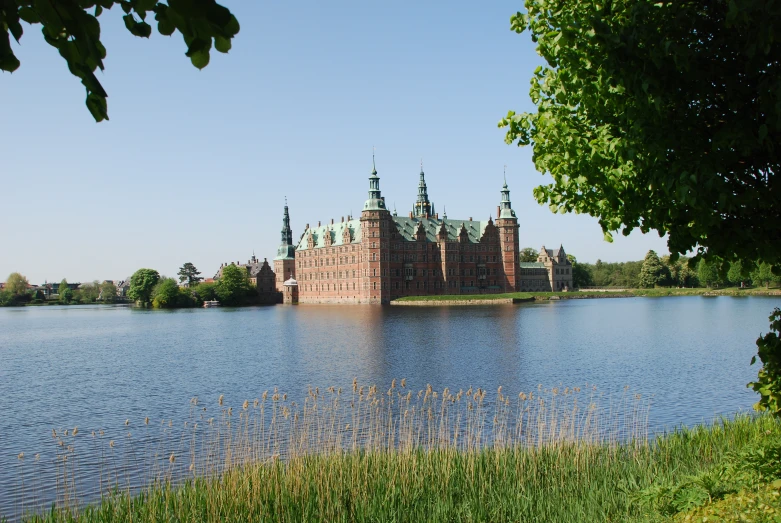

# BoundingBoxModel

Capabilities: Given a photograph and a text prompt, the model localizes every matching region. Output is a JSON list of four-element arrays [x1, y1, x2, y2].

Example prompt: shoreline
[[392, 288, 781, 305]]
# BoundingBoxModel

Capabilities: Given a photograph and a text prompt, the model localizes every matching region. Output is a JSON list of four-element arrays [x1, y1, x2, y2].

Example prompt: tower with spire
[[273, 198, 296, 292], [361, 152, 392, 303], [496, 169, 520, 292], [413, 161, 435, 218]]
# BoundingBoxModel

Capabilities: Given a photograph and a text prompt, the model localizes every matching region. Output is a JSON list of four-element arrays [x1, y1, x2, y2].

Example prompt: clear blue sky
[[1, 1, 669, 284]]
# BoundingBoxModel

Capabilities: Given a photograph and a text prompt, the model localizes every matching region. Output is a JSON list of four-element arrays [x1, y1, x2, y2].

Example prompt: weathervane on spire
[[372, 145, 376, 172]]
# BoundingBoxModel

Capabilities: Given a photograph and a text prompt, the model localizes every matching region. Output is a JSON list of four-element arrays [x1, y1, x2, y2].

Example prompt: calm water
[[1, 296, 779, 518]]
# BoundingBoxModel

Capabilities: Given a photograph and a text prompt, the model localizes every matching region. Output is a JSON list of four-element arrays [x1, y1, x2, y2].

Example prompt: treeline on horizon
[[0, 262, 269, 308], [3, 251, 780, 308], [565, 250, 781, 290]]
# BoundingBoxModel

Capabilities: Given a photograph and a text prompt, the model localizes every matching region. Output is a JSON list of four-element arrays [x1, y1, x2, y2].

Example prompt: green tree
[[100, 281, 117, 303], [151, 277, 193, 308], [500, 1, 781, 268], [566, 254, 592, 288], [639, 250, 665, 288], [728, 260, 747, 287], [5, 272, 29, 295], [751, 263, 781, 289], [2, 1, 240, 121], [58, 278, 73, 303], [519, 247, 539, 262], [74, 281, 101, 303], [667, 257, 698, 288], [697, 259, 721, 289], [193, 281, 217, 302], [177, 262, 203, 286], [215, 264, 253, 306], [500, 1, 781, 414], [127, 268, 160, 306]]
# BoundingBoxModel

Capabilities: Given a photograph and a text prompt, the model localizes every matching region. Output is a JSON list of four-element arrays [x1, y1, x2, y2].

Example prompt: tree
[[151, 277, 193, 308], [127, 268, 160, 306], [566, 254, 592, 288], [639, 250, 666, 288], [5, 272, 29, 295], [178, 262, 202, 286], [697, 258, 721, 289], [193, 281, 216, 302], [100, 281, 117, 303], [215, 264, 253, 306], [74, 281, 101, 303], [500, 1, 781, 269], [751, 263, 781, 289], [519, 247, 539, 262], [2, 1, 240, 121], [58, 278, 73, 303], [727, 260, 746, 287], [667, 257, 698, 288]]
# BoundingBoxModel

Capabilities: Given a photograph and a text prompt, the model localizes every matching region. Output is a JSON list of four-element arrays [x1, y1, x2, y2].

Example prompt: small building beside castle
[[214, 255, 281, 304], [272, 159, 574, 304]]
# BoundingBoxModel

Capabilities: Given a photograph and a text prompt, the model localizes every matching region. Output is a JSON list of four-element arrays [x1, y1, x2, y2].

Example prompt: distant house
[[116, 280, 131, 298]]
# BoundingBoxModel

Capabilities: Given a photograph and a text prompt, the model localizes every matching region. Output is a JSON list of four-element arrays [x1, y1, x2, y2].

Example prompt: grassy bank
[[8, 380, 780, 522], [18, 414, 781, 522], [395, 287, 781, 302]]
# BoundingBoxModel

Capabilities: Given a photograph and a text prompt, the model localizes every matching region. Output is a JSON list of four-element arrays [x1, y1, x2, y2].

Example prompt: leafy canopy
[[5, 272, 29, 295], [639, 250, 666, 288], [216, 263, 253, 306], [1, 0, 240, 121], [127, 268, 159, 305], [500, 0, 781, 266]]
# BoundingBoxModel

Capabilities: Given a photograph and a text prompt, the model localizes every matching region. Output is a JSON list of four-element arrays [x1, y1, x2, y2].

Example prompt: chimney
[[306, 223, 309, 229], [318, 221, 321, 227], [469, 217, 472, 221], [331, 218, 334, 225], [341, 216, 344, 223], [435, 213, 438, 219], [409, 211, 413, 218], [497, 206, 501, 217]]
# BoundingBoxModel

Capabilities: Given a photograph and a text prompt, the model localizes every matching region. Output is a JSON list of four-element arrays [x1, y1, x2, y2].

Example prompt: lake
[[1, 296, 779, 519]]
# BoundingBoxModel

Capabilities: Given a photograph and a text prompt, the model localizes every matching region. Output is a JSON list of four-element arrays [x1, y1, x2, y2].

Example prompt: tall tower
[[496, 174, 520, 292], [273, 199, 296, 292], [361, 154, 392, 304], [413, 163, 434, 218]]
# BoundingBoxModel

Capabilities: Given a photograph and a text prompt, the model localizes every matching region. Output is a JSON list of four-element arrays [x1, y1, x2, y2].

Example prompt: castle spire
[[363, 151, 386, 211], [274, 199, 296, 260], [499, 170, 516, 219], [414, 161, 433, 218]]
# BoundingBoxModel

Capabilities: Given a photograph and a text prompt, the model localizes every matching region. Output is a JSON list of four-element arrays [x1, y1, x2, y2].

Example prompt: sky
[[1, 1, 670, 284]]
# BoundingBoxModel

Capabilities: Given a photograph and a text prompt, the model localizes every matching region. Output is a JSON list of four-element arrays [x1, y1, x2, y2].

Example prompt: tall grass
[[8, 381, 777, 522]]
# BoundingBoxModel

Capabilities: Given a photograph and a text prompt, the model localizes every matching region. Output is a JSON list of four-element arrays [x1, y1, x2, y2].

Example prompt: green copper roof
[[392, 217, 489, 243], [295, 220, 362, 250]]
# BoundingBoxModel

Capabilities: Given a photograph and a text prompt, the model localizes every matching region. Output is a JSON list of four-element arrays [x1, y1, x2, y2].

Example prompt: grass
[[8, 383, 781, 522], [395, 286, 781, 302]]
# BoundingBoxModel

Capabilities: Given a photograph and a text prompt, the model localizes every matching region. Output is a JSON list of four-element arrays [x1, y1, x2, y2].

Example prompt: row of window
[[299, 279, 498, 293]]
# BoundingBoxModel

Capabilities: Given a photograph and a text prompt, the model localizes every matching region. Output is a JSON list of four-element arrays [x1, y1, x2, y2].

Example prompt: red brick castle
[[272, 158, 573, 304]]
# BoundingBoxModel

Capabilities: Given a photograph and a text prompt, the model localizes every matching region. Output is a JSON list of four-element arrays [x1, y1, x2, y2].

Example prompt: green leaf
[[190, 49, 210, 69], [18, 7, 40, 24], [158, 18, 176, 36], [86, 92, 109, 122], [214, 36, 231, 53]]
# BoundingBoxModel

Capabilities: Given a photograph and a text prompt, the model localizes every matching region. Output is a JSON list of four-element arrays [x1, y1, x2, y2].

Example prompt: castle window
[[373, 282, 377, 290]]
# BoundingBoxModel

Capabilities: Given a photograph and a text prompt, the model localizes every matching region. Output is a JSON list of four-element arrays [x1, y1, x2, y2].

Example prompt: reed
[[8, 382, 778, 522]]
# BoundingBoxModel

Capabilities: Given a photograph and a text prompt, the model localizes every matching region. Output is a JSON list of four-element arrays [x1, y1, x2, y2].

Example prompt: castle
[[269, 160, 573, 304]]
